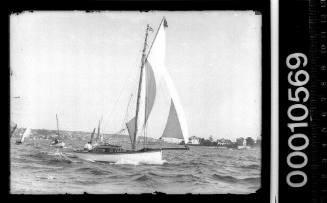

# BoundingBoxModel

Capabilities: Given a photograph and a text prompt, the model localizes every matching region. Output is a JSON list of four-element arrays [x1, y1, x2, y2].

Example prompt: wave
[[179, 160, 211, 168], [76, 167, 111, 176], [147, 171, 198, 179], [73, 179, 100, 185], [212, 174, 260, 185], [132, 174, 161, 188], [146, 171, 207, 185], [23, 150, 73, 164], [24, 151, 48, 159], [106, 173, 139, 180], [212, 174, 239, 183], [239, 163, 260, 170], [240, 177, 260, 184], [37, 175, 56, 180], [240, 155, 260, 162], [134, 174, 153, 182], [11, 135, 261, 194], [47, 158, 72, 165]]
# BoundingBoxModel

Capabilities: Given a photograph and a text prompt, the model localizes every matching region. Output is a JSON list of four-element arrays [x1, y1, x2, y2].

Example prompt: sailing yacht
[[15, 128, 31, 145], [73, 17, 189, 163], [91, 119, 104, 147], [50, 114, 65, 148]]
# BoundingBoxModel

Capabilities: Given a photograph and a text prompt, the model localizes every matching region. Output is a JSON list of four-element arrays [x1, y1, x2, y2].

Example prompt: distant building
[[217, 138, 232, 146], [236, 137, 245, 146], [188, 136, 200, 145]]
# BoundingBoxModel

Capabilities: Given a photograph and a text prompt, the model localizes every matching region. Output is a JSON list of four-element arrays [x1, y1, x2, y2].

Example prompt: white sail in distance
[[145, 18, 189, 143], [96, 119, 103, 143], [21, 128, 31, 143]]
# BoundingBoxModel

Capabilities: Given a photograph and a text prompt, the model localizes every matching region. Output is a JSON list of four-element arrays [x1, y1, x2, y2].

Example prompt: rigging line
[[102, 89, 126, 133], [144, 66, 148, 149], [109, 75, 138, 135], [101, 68, 138, 134], [107, 61, 141, 134]]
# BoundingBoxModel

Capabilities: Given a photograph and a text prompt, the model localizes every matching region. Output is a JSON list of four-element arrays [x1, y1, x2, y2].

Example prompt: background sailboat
[[95, 118, 104, 144], [50, 114, 65, 148], [15, 128, 30, 144], [10, 121, 18, 138], [90, 128, 96, 144], [86, 119, 104, 148], [73, 17, 189, 163]]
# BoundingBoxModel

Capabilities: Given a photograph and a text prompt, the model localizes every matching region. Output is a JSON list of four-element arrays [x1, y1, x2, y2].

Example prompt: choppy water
[[10, 131, 261, 194]]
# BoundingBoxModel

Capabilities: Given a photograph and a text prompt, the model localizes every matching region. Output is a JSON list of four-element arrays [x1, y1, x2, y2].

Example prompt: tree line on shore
[[184, 135, 261, 148]]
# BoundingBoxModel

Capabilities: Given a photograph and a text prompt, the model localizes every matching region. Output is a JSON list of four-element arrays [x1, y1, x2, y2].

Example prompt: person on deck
[[84, 142, 93, 151]]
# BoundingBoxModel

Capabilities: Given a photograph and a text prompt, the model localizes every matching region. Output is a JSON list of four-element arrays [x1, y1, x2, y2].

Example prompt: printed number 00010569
[[286, 53, 310, 188]]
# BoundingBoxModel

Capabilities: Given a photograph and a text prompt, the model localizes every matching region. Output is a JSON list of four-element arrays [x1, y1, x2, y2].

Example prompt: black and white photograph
[[10, 11, 262, 194]]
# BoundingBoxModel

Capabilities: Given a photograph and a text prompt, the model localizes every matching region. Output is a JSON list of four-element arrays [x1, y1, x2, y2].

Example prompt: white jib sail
[[146, 18, 189, 143], [21, 128, 31, 143]]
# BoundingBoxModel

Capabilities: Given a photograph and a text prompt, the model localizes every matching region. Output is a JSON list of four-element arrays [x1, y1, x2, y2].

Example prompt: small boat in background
[[15, 128, 31, 145], [50, 114, 65, 148], [10, 121, 18, 138], [51, 140, 65, 148], [237, 139, 251, 150], [92, 118, 104, 147]]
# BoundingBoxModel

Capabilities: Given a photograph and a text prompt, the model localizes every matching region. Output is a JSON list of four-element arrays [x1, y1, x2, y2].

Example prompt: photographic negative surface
[[10, 11, 262, 194]]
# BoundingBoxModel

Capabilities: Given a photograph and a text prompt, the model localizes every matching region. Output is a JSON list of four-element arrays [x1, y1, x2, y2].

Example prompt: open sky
[[10, 11, 262, 141]]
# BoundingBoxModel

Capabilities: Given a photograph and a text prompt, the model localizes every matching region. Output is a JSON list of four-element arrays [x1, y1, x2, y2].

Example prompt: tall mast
[[97, 119, 101, 142], [132, 25, 150, 150], [56, 114, 60, 138]]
